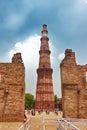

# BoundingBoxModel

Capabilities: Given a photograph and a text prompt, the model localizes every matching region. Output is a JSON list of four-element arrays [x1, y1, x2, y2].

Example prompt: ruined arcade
[[0, 53, 25, 122], [60, 49, 87, 118]]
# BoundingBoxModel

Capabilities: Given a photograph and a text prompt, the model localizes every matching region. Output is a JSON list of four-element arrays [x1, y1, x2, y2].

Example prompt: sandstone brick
[[0, 53, 25, 122], [35, 25, 55, 110], [60, 49, 87, 118]]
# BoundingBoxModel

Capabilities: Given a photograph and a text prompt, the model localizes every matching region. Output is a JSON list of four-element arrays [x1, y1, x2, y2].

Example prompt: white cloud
[[58, 53, 65, 61], [84, 0, 87, 3], [8, 34, 40, 67], [49, 41, 56, 63]]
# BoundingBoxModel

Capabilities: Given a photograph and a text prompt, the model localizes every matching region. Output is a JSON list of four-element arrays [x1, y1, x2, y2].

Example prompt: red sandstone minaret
[[35, 24, 55, 110]]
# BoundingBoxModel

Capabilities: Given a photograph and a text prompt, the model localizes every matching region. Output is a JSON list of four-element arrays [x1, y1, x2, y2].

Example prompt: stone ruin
[[0, 53, 25, 121], [60, 49, 87, 118], [12, 53, 23, 63]]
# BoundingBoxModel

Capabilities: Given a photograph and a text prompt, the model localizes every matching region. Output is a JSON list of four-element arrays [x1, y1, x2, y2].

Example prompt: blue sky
[[0, 0, 87, 97]]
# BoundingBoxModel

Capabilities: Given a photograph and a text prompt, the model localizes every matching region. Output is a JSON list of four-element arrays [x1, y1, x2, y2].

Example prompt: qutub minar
[[35, 24, 55, 110]]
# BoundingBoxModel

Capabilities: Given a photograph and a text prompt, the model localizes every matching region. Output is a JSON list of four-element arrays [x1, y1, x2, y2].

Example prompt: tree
[[54, 94, 60, 103], [25, 93, 35, 109]]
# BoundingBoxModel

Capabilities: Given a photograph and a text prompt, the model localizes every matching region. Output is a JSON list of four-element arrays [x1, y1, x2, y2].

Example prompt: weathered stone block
[[0, 53, 25, 122], [60, 49, 87, 118]]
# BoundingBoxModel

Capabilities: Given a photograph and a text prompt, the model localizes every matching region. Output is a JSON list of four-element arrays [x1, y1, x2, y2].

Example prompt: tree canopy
[[25, 93, 35, 109]]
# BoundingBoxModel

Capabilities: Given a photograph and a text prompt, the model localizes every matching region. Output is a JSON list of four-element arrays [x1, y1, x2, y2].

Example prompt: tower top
[[42, 24, 47, 30], [42, 24, 48, 37]]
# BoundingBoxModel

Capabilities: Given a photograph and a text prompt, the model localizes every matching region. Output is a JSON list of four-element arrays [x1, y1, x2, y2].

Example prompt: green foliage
[[25, 93, 35, 109], [54, 94, 60, 103]]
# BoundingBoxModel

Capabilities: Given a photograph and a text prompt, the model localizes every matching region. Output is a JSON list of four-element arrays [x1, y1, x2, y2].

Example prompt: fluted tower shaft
[[35, 24, 55, 110]]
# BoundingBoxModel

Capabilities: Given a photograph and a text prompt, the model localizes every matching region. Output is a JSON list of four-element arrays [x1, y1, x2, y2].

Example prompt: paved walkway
[[0, 111, 87, 130], [24, 111, 62, 130], [0, 122, 22, 130], [0, 111, 62, 130]]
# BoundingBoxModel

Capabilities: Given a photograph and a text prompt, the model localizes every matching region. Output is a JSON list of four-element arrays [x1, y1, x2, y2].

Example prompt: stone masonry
[[0, 53, 25, 122], [60, 49, 87, 118], [35, 24, 55, 110]]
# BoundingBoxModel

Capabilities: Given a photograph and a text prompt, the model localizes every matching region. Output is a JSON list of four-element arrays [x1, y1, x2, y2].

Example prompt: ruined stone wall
[[79, 65, 87, 118], [60, 49, 87, 118], [0, 53, 25, 122]]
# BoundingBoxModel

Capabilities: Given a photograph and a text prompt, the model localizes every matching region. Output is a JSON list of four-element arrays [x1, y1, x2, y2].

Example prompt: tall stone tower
[[35, 24, 55, 110]]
